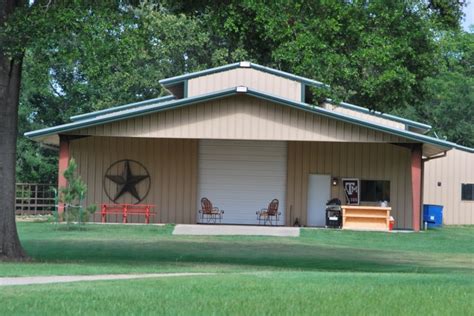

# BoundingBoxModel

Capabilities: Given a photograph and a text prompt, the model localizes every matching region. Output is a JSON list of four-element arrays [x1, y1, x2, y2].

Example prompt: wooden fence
[[15, 183, 56, 215]]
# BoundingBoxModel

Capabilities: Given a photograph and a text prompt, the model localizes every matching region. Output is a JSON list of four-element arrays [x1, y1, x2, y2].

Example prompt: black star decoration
[[106, 160, 149, 202]]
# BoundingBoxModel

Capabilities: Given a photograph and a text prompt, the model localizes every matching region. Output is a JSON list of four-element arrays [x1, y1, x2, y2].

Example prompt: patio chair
[[199, 197, 224, 224], [257, 199, 280, 225]]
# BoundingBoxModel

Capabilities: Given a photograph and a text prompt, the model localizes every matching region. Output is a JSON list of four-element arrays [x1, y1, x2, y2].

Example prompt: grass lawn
[[1, 222, 473, 315]]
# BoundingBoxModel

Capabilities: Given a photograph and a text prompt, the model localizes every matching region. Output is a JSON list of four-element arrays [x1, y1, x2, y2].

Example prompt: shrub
[[60, 158, 96, 227]]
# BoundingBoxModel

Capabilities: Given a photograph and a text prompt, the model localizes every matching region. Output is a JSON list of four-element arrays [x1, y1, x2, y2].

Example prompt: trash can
[[423, 204, 443, 228]]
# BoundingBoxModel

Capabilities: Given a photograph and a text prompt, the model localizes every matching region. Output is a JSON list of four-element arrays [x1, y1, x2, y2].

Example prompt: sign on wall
[[342, 178, 360, 205]]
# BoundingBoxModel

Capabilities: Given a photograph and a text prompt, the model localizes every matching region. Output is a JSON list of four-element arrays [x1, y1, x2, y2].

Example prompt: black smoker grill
[[325, 198, 342, 228]]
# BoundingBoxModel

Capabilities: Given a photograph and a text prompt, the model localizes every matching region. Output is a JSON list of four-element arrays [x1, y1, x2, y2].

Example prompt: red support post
[[101, 204, 106, 223], [57, 135, 70, 219], [123, 205, 127, 224], [411, 144, 422, 232]]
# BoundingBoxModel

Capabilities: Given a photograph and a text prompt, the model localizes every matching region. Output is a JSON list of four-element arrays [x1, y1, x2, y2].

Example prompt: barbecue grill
[[325, 198, 342, 228]]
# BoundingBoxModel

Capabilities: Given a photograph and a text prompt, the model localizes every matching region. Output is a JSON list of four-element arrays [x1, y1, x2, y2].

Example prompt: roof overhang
[[70, 95, 175, 122], [326, 99, 432, 133], [26, 86, 471, 157]]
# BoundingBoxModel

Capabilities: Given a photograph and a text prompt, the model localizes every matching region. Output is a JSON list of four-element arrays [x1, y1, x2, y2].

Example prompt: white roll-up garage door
[[198, 140, 287, 225]]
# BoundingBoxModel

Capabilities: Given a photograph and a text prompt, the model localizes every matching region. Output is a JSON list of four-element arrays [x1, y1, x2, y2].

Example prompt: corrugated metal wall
[[69, 136, 198, 224], [72, 96, 408, 144], [286, 142, 413, 229], [69, 136, 415, 227], [322, 103, 405, 130], [423, 149, 474, 225], [187, 68, 302, 101]]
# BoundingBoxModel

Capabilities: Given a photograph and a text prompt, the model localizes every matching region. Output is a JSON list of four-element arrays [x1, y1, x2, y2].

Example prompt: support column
[[411, 144, 422, 232], [58, 135, 70, 217]]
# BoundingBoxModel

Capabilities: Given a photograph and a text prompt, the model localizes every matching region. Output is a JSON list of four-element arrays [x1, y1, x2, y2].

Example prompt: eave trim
[[25, 88, 238, 139], [26, 87, 471, 154], [70, 95, 175, 122], [326, 99, 432, 131]]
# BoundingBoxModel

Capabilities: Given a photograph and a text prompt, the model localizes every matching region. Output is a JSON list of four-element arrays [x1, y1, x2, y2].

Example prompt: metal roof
[[326, 100, 432, 132], [159, 61, 431, 131], [70, 95, 175, 122], [25, 86, 473, 154], [158, 61, 329, 89]]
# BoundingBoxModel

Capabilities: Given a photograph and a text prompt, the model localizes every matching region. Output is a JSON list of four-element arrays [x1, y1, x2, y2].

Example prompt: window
[[361, 180, 390, 202], [461, 184, 474, 201]]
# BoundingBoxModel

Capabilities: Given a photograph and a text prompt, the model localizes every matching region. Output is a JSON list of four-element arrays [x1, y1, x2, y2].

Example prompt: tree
[[170, 0, 466, 113], [60, 158, 96, 227], [1, 1, 210, 259], [423, 29, 474, 147], [395, 29, 474, 147], [0, 0, 27, 259], [16, 3, 209, 184]]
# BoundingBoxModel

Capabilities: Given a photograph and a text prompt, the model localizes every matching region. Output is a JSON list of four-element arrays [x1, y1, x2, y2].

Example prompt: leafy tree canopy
[[9, 2, 210, 183], [3, 0, 472, 184], [395, 29, 474, 147]]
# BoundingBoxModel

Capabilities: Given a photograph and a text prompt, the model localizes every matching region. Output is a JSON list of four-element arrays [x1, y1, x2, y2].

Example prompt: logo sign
[[342, 178, 360, 205]]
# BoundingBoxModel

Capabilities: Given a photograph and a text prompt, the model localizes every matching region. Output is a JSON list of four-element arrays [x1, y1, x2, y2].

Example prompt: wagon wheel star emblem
[[104, 160, 151, 203]]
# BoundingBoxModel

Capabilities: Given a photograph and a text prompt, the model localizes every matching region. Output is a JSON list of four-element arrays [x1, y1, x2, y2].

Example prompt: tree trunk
[[0, 0, 27, 260]]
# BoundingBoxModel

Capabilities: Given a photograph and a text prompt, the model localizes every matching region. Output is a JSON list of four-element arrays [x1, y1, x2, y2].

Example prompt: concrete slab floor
[[172, 224, 300, 237]]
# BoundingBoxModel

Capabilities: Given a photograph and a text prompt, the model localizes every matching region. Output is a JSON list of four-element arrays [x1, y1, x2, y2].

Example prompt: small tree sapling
[[60, 158, 96, 228]]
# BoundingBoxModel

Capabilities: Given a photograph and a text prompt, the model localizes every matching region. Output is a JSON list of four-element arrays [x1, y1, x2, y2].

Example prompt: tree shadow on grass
[[22, 238, 473, 274]]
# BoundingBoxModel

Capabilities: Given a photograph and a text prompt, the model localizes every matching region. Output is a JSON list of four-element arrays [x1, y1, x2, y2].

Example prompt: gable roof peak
[[158, 62, 329, 90]]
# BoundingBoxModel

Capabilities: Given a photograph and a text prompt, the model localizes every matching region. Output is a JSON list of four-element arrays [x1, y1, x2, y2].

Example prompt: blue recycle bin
[[423, 204, 443, 228]]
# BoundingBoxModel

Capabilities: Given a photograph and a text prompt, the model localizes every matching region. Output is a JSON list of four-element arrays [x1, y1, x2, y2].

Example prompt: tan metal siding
[[322, 103, 405, 130], [286, 142, 413, 229], [187, 68, 302, 101], [72, 96, 408, 143], [423, 149, 474, 225], [69, 136, 198, 224]]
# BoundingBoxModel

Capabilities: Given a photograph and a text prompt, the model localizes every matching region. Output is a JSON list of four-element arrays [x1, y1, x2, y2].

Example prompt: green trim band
[[25, 86, 473, 153], [301, 84, 306, 103], [159, 63, 240, 86], [159, 62, 329, 89], [248, 90, 459, 151], [326, 99, 432, 131], [25, 88, 238, 139], [70, 95, 175, 122], [183, 80, 188, 98]]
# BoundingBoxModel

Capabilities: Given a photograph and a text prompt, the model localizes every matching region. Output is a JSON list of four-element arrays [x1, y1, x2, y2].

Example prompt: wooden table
[[341, 205, 391, 231]]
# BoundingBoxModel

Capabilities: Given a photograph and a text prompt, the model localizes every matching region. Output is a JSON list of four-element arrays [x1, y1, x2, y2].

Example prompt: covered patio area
[[58, 135, 421, 230], [25, 62, 454, 231]]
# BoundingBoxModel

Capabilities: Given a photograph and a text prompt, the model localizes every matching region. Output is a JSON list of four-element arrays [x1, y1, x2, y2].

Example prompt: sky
[[463, 1, 474, 31]]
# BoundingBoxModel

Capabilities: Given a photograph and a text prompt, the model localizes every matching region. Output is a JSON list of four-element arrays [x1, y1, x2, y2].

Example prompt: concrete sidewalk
[[173, 224, 300, 237], [0, 273, 213, 286]]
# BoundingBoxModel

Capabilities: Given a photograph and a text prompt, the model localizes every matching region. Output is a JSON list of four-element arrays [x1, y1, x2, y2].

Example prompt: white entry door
[[198, 140, 287, 225], [307, 174, 331, 227]]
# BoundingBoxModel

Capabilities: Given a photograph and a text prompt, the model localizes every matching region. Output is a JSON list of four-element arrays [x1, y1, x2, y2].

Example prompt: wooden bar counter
[[341, 205, 391, 231]]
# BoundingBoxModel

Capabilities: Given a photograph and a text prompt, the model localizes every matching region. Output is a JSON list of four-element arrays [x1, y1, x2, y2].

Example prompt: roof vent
[[236, 86, 248, 93], [239, 61, 251, 68]]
